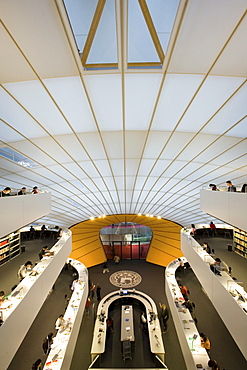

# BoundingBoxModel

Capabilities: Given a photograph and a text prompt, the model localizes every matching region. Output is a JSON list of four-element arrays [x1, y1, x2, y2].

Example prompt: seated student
[[200, 332, 211, 354], [179, 283, 189, 299], [203, 242, 211, 254], [17, 261, 33, 281], [208, 359, 221, 370], [55, 314, 67, 331], [210, 258, 222, 275], [1, 187, 11, 197]]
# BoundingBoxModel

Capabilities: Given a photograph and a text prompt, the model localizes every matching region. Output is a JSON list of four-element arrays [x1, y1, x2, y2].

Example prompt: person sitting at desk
[[208, 359, 221, 370], [210, 258, 222, 275], [203, 242, 211, 254], [38, 246, 54, 260], [200, 332, 211, 354], [55, 314, 67, 331], [17, 261, 33, 281], [140, 311, 147, 331]]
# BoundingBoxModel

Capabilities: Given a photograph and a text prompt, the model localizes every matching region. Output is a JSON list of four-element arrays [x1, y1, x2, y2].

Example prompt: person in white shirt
[[55, 314, 67, 331]]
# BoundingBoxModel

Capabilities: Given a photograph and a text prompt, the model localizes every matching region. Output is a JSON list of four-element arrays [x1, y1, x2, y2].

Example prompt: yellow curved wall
[[70, 215, 182, 268]]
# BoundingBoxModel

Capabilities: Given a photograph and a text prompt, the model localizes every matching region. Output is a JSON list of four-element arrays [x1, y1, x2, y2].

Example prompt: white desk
[[121, 305, 134, 341], [44, 259, 88, 370], [165, 258, 210, 370], [91, 289, 165, 362], [0, 231, 72, 370], [181, 230, 247, 361]]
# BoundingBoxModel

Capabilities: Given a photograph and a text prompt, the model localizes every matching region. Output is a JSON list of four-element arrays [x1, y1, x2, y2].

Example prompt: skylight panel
[[0, 147, 38, 168]]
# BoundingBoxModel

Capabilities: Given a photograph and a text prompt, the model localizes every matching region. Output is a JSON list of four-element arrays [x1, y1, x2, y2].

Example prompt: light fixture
[[146, 214, 149, 217], [150, 214, 153, 218], [157, 216, 161, 219], [102, 214, 106, 218], [90, 217, 94, 221], [138, 213, 142, 216]]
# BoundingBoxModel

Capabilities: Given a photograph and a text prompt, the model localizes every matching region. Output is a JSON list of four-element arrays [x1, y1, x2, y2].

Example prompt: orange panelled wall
[[69, 215, 183, 268]]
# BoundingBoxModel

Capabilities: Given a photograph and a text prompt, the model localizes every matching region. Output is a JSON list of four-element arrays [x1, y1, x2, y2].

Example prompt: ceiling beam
[[138, 0, 165, 63], [81, 0, 106, 66]]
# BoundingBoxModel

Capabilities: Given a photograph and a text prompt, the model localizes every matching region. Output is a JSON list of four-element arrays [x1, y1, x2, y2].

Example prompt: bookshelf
[[234, 228, 247, 259], [0, 232, 21, 266]]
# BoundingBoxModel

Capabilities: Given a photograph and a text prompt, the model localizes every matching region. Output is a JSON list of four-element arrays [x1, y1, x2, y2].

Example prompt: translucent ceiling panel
[[226, 118, 247, 138], [31, 137, 74, 164], [147, 0, 180, 54], [168, 0, 247, 74], [4, 80, 72, 135], [152, 74, 204, 131], [101, 132, 123, 159], [0, 23, 37, 84], [125, 131, 147, 158], [201, 84, 247, 136], [43, 77, 97, 132], [143, 131, 171, 159], [211, 15, 247, 77], [125, 74, 162, 130], [128, 0, 159, 63], [63, 0, 97, 53], [11, 141, 57, 166], [87, 0, 117, 64], [55, 134, 90, 162], [160, 132, 195, 160], [177, 76, 245, 133], [0, 121, 25, 142], [1, 0, 78, 78], [84, 75, 122, 131], [77, 132, 107, 160], [0, 89, 48, 140]]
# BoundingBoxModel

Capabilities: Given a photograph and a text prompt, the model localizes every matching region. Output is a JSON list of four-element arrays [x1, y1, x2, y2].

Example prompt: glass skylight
[[0, 147, 38, 168]]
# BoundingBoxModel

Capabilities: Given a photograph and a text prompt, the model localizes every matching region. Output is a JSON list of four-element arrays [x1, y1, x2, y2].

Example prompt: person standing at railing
[[226, 180, 236, 192], [32, 186, 39, 194], [18, 187, 26, 195], [241, 183, 247, 192], [0, 187, 11, 196]]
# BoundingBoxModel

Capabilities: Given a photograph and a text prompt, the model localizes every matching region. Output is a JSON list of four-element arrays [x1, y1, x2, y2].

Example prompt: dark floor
[[1, 236, 247, 370]]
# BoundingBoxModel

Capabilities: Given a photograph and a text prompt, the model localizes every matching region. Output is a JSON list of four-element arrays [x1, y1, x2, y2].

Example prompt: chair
[[224, 231, 231, 239]]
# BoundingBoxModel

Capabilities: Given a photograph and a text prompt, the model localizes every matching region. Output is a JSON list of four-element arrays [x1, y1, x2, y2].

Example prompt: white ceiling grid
[[0, 0, 246, 229]]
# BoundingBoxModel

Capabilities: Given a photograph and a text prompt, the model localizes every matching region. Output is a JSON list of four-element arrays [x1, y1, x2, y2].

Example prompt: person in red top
[[32, 186, 39, 194], [179, 283, 189, 299], [209, 221, 216, 237]]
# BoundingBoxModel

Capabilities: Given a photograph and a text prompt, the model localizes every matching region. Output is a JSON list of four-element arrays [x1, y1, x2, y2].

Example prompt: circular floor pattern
[[109, 270, 142, 288]]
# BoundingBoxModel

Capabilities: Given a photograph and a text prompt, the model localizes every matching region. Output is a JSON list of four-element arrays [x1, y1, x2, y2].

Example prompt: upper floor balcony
[[0, 190, 51, 238], [200, 188, 247, 232]]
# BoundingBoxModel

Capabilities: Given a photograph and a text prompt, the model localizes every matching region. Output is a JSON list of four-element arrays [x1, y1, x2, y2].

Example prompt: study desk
[[0, 231, 72, 370], [91, 289, 165, 362], [181, 229, 247, 360], [121, 305, 134, 341], [44, 259, 88, 370], [165, 258, 210, 370]]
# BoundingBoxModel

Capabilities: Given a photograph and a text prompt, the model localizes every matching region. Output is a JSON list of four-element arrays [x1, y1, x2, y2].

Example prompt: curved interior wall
[[69, 214, 182, 268]]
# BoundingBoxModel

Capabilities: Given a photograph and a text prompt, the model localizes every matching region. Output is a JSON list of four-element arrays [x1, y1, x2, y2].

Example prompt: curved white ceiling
[[0, 0, 246, 228]]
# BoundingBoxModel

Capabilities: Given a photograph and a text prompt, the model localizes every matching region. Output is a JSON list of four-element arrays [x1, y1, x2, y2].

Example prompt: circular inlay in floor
[[109, 270, 142, 288]]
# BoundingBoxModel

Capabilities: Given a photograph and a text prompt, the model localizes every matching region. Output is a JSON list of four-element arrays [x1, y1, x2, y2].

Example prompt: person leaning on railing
[[0, 187, 11, 196]]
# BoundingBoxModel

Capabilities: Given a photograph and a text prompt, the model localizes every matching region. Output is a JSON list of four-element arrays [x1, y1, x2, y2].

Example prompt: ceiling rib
[[138, 0, 165, 63], [81, 0, 106, 66]]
